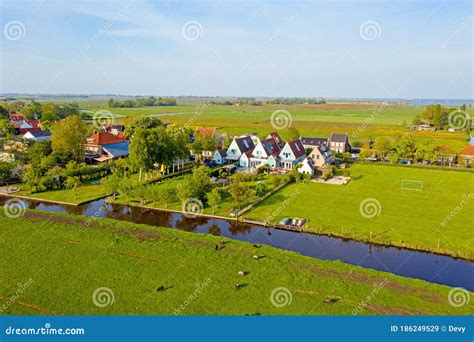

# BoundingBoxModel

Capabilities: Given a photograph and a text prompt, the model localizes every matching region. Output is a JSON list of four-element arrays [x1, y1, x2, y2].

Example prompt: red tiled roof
[[287, 139, 306, 159], [26, 120, 41, 128], [460, 145, 474, 156], [267, 132, 283, 147], [9, 113, 23, 121], [86, 132, 127, 146], [19, 127, 41, 134]]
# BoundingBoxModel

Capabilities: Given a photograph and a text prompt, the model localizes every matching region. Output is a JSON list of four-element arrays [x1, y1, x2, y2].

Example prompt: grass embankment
[[247, 164, 474, 260], [14, 183, 109, 205], [0, 210, 472, 315]]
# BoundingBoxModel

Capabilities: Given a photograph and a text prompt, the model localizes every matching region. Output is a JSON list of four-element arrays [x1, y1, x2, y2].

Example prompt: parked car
[[400, 160, 411, 165]]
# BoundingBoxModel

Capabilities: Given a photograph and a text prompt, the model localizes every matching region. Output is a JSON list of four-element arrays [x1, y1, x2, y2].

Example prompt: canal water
[[2, 196, 473, 291]]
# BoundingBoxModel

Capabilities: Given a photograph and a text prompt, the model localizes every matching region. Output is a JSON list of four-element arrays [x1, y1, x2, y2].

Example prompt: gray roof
[[235, 136, 255, 153], [300, 137, 327, 147], [102, 141, 130, 158], [216, 148, 227, 157], [29, 130, 52, 138], [329, 133, 349, 143]]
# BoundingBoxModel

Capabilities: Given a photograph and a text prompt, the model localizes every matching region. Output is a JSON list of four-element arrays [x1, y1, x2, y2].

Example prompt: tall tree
[[51, 116, 88, 163], [286, 127, 301, 141], [124, 115, 162, 139], [20, 101, 42, 119]]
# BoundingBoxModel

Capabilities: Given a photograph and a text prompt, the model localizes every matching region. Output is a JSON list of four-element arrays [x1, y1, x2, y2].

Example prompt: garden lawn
[[247, 164, 474, 260], [1, 210, 472, 315], [116, 173, 278, 217]]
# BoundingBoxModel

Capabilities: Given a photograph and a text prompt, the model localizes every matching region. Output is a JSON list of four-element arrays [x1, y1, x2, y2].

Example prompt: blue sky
[[0, 0, 472, 98]]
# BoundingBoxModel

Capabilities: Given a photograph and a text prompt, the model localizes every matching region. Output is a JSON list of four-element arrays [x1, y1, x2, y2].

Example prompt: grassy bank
[[247, 164, 474, 260], [0, 209, 472, 315]]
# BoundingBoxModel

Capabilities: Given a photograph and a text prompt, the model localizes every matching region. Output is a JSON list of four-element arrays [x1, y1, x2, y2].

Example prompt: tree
[[206, 188, 221, 214], [0, 105, 9, 119], [20, 101, 42, 119], [104, 170, 122, 195], [192, 134, 217, 162], [373, 137, 391, 160], [124, 115, 162, 139], [108, 98, 115, 108], [51, 116, 87, 163], [176, 178, 194, 203], [0, 119, 14, 138], [27, 140, 52, 165], [129, 126, 175, 172], [190, 166, 212, 200], [412, 115, 421, 125], [22, 165, 42, 192], [229, 179, 256, 209], [286, 127, 300, 141], [65, 176, 81, 199], [161, 185, 176, 208]]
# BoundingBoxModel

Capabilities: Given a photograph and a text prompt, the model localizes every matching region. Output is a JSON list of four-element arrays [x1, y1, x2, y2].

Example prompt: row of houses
[[206, 129, 352, 176]]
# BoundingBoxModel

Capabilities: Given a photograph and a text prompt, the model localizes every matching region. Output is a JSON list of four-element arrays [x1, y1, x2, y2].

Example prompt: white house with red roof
[[277, 139, 307, 170]]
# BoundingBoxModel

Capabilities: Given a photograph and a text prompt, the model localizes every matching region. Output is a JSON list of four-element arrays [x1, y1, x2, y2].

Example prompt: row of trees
[[128, 123, 190, 172], [413, 104, 469, 130], [361, 136, 445, 164], [108, 97, 177, 108], [207, 97, 326, 106]]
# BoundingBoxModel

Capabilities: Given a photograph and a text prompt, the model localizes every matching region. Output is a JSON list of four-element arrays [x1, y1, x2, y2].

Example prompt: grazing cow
[[238, 271, 245, 276], [235, 284, 242, 290], [156, 285, 165, 292]]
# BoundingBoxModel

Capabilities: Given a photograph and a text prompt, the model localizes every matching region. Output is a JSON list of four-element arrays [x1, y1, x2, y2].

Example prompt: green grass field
[[84, 102, 472, 151], [117, 173, 277, 217], [14, 183, 110, 205], [247, 164, 474, 260], [1, 210, 471, 315]]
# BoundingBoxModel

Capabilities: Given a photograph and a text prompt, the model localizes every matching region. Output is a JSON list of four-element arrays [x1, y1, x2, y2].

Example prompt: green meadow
[[246, 164, 474, 260], [84, 102, 472, 151], [1, 210, 471, 315]]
